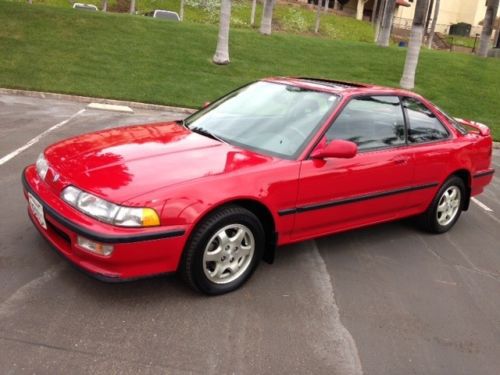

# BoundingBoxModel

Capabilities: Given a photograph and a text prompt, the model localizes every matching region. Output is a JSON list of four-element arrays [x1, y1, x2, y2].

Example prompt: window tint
[[326, 96, 406, 151], [403, 98, 449, 143]]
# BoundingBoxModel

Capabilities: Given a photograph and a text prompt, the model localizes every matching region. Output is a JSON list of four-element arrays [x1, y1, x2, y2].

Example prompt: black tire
[[419, 176, 466, 234], [180, 205, 265, 295]]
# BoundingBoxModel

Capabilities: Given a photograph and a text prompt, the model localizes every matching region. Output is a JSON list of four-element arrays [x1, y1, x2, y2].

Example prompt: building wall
[[396, 0, 499, 35]]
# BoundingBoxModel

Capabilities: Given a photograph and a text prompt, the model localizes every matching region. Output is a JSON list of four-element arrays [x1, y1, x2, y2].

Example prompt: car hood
[[44, 122, 276, 203]]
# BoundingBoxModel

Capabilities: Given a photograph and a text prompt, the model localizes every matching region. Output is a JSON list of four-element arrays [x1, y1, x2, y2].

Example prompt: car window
[[185, 81, 340, 159], [326, 96, 406, 151], [434, 105, 468, 135], [403, 98, 449, 143], [154, 10, 180, 21]]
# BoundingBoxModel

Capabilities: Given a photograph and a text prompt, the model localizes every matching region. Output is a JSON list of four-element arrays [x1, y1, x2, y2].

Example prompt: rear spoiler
[[455, 118, 491, 136]]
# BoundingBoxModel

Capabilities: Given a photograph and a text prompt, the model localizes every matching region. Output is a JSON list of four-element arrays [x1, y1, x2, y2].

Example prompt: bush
[[282, 8, 308, 33]]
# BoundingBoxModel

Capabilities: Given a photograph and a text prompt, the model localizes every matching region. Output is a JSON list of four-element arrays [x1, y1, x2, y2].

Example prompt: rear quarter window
[[403, 98, 449, 143]]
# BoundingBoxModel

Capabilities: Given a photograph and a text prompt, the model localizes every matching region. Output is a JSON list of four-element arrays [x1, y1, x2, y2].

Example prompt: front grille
[[47, 220, 71, 245]]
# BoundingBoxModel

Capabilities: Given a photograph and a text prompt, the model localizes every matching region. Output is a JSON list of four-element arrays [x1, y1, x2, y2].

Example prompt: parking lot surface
[[0, 94, 499, 374]]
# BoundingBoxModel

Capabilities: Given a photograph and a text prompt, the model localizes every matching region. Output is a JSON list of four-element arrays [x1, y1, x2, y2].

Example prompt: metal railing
[[393, 16, 449, 34]]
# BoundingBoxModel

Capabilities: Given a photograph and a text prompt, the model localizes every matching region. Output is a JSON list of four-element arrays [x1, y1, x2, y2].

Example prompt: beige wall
[[396, 0, 499, 35]]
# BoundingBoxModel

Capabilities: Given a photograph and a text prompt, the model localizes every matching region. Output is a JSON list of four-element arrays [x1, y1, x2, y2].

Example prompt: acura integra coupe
[[23, 78, 495, 294]]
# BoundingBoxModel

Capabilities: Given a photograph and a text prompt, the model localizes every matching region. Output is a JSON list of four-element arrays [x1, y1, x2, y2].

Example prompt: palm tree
[[356, 0, 369, 21], [426, 0, 440, 48], [102, 0, 108, 12], [377, 0, 396, 47], [374, 0, 386, 41], [251, 0, 257, 26], [400, 0, 430, 89], [324, 0, 330, 12], [315, 0, 323, 33], [260, 0, 275, 35], [477, 0, 500, 57], [372, 0, 379, 23], [180, 0, 185, 20], [213, 0, 232, 64], [129, 0, 135, 14]]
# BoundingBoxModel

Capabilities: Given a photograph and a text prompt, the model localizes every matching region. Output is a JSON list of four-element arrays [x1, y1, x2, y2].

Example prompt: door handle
[[394, 156, 410, 165]]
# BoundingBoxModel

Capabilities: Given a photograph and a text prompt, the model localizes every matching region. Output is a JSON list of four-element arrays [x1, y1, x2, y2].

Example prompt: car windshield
[[185, 81, 340, 159]]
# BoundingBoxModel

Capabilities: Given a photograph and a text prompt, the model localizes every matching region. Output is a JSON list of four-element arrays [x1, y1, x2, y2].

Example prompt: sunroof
[[297, 77, 366, 89]]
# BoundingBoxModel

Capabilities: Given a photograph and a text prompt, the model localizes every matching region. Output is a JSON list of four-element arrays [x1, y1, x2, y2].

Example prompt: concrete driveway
[[0, 93, 499, 374]]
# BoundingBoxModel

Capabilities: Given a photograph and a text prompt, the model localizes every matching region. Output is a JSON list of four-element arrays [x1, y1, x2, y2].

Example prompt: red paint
[[311, 139, 358, 159], [22, 78, 495, 280]]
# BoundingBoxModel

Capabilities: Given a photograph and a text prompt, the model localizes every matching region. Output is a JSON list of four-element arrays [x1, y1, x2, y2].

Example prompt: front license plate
[[28, 193, 47, 230]]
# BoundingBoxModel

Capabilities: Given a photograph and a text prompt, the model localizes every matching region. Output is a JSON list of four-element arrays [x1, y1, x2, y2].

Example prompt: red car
[[23, 78, 495, 294]]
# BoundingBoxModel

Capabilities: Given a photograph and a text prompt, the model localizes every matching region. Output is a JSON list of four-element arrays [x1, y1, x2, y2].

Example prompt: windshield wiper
[[190, 126, 227, 144]]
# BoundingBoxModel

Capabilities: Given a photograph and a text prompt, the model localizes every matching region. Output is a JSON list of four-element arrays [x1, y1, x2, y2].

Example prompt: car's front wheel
[[180, 206, 264, 295], [420, 176, 465, 233]]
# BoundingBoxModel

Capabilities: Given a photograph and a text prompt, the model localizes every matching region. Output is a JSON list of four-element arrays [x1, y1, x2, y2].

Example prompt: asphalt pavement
[[0, 93, 499, 375]]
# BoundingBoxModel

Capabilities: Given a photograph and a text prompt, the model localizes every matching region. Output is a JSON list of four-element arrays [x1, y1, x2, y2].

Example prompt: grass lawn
[[10, 0, 376, 42], [446, 35, 477, 49], [1, 1, 500, 140]]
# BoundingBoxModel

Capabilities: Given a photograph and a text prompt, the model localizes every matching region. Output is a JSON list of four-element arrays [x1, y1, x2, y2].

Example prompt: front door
[[291, 95, 416, 241]]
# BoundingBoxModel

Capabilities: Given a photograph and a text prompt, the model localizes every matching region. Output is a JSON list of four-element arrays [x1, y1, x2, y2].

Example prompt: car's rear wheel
[[180, 205, 264, 295], [420, 176, 465, 233]]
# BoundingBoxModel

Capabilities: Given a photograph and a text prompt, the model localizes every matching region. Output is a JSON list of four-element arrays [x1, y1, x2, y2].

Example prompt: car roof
[[264, 77, 417, 98]]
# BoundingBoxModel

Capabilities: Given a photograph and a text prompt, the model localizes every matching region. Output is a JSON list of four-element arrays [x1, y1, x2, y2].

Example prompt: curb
[[0, 88, 196, 114]]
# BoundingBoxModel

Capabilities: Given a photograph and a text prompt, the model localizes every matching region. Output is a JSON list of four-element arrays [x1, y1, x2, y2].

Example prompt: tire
[[180, 205, 265, 295], [419, 176, 465, 234]]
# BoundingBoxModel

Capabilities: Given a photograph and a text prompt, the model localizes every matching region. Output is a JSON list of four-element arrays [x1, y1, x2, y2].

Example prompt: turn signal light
[[77, 236, 114, 256]]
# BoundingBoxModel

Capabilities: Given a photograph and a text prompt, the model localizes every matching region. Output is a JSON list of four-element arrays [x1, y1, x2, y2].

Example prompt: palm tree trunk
[[324, 0, 330, 12], [251, 0, 257, 25], [424, 0, 434, 35], [260, 0, 275, 35], [477, 0, 499, 57], [129, 0, 136, 14], [315, 0, 323, 33], [356, 0, 367, 21], [372, 0, 379, 23], [180, 0, 185, 20], [426, 0, 439, 48], [334, 0, 340, 11], [374, 0, 386, 41], [102, 0, 108, 12], [213, 0, 232, 65], [377, 0, 396, 47], [400, 0, 430, 89]]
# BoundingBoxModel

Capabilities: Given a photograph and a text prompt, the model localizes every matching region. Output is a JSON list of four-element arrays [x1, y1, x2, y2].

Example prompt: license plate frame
[[28, 193, 47, 230]]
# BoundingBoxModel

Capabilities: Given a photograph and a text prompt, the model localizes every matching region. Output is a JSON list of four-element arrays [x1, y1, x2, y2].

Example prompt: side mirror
[[202, 101, 211, 109], [311, 139, 357, 159]]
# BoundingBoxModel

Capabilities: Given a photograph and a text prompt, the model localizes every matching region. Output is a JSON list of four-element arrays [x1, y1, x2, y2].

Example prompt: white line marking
[[472, 197, 493, 212], [0, 109, 86, 166], [309, 240, 364, 374], [87, 103, 133, 113]]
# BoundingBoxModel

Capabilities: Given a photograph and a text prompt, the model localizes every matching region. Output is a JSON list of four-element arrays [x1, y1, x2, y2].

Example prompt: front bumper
[[22, 165, 188, 281]]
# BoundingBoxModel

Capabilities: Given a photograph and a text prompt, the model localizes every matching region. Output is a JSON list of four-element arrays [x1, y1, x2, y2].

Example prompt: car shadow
[[54, 217, 422, 300]]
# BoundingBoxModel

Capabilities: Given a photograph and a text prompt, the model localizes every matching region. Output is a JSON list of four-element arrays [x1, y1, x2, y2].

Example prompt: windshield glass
[[185, 81, 340, 159]]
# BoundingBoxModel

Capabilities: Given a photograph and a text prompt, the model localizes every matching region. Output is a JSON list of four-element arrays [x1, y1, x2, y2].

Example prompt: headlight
[[61, 186, 160, 227], [36, 153, 49, 180]]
